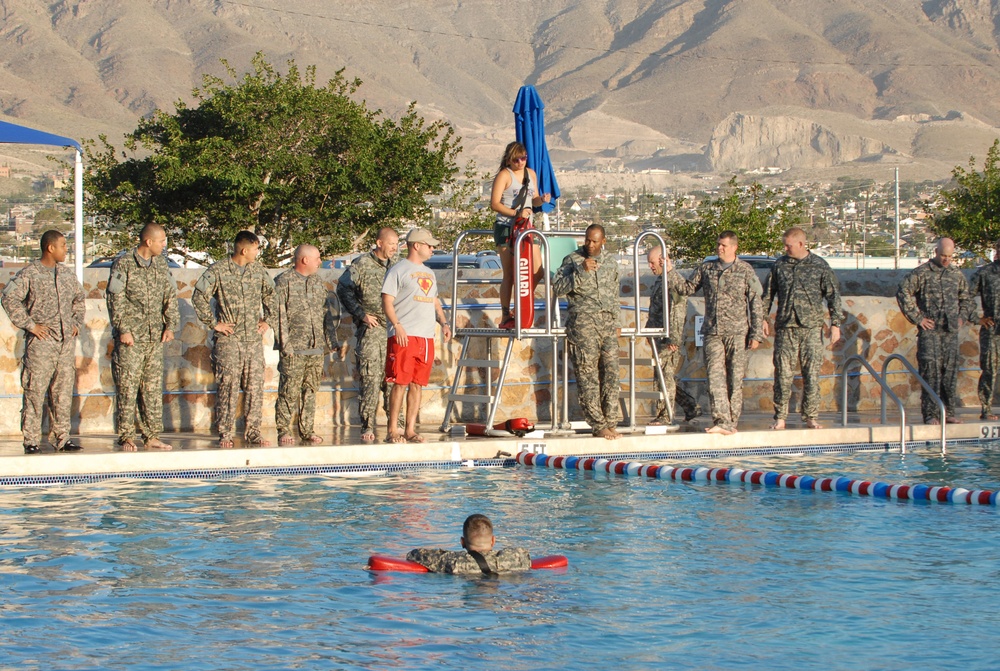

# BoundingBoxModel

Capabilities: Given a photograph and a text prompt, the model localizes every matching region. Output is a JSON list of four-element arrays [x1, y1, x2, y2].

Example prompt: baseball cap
[[407, 228, 441, 247]]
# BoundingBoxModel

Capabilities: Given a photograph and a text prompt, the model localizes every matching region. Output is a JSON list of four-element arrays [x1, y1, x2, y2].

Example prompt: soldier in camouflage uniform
[[668, 231, 764, 435], [764, 227, 843, 430], [273, 244, 338, 445], [337, 227, 398, 441], [645, 246, 701, 424], [971, 240, 1000, 420], [406, 514, 532, 575], [1, 230, 85, 454], [106, 223, 180, 450], [896, 237, 973, 424], [193, 231, 276, 447], [552, 224, 622, 440]]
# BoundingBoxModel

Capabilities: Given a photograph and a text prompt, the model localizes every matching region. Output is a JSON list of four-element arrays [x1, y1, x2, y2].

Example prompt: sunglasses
[[512, 156, 527, 163]]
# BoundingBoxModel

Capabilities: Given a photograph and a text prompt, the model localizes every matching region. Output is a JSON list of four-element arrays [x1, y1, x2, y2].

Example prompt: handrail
[[512, 228, 556, 338], [881, 353, 946, 454], [841, 355, 907, 453], [447, 229, 494, 335], [631, 231, 669, 340]]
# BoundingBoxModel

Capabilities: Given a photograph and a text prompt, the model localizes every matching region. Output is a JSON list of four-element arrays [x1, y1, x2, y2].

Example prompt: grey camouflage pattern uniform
[[273, 268, 337, 440], [669, 259, 764, 430], [896, 259, 973, 422], [553, 247, 621, 434], [337, 251, 396, 434], [764, 252, 842, 422], [969, 261, 1000, 416], [107, 249, 179, 444], [646, 273, 700, 422], [1, 261, 85, 448], [193, 258, 276, 442], [405, 547, 532, 574]]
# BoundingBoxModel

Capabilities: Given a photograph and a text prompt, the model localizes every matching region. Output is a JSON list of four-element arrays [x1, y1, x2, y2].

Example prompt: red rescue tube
[[366, 554, 568, 572], [366, 555, 429, 572]]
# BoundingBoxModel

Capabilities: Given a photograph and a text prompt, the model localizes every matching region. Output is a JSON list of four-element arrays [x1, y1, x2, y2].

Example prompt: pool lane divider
[[515, 452, 998, 506]]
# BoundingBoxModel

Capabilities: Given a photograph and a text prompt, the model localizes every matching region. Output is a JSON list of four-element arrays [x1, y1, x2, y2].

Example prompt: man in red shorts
[[381, 227, 452, 443]]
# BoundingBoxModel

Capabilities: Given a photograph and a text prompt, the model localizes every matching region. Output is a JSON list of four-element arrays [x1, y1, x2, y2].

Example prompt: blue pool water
[[2, 444, 999, 670]]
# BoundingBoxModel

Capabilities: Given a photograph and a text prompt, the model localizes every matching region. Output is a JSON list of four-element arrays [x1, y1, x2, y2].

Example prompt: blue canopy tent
[[0, 120, 84, 281], [513, 86, 560, 227]]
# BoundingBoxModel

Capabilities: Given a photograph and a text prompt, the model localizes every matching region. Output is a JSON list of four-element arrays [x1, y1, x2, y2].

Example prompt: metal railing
[[881, 353, 946, 454], [841, 354, 908, 453]]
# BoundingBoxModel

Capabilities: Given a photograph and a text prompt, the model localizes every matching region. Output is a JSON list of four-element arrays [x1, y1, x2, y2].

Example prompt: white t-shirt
[[381, 258, 438, 339]]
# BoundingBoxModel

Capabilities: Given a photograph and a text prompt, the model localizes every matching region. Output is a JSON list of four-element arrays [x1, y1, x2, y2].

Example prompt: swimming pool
[[1, 445, 998, 670]]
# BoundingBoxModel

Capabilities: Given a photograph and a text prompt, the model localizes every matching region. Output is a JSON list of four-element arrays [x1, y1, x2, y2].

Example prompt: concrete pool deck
[[1, 409, 994, 486]]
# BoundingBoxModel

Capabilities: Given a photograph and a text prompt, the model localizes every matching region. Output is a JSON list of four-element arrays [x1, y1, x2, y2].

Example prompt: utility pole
[[894, 168, 900, 270]]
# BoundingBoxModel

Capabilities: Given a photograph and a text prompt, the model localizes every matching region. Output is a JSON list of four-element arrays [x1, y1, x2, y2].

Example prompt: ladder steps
[[457, 359, 501, 368]]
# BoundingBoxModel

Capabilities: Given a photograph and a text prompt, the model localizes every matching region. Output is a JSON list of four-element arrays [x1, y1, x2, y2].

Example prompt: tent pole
[[74, 148, 83, 283]]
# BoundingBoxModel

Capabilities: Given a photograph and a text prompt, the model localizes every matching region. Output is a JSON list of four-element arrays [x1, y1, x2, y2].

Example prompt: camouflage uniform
[[669, 259, 764, 431], [553, 247, 621, 434], [764, 252, 842, 422], [646, 273, 700, 422], [273, 268, 337, 441], [1, 261, 85, 448], [337, 251, 395, 434], [896, 259, 973, 422], [193, 258, 276, 442], [406, 547, 532, 574], [969, 261, 1000, 417], [106, 248, 180, 444]]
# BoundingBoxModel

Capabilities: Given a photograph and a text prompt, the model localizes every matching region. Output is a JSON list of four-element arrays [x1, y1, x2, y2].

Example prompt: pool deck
[[1, 409, 994, 486]]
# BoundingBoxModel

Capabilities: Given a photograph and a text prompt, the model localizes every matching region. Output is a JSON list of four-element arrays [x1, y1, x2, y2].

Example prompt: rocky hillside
[[2, 0, 1000, 177]]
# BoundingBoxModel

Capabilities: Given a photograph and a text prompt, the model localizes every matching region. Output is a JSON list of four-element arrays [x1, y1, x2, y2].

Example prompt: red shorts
[[385, 336, 434, 386]]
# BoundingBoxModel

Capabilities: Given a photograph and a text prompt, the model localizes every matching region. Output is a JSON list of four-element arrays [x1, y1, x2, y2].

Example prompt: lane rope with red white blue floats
[[516, 451, 999, 506]]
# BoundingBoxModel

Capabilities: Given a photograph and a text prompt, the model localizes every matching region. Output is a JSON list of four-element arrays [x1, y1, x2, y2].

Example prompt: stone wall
[[0, 265, 986, 437]]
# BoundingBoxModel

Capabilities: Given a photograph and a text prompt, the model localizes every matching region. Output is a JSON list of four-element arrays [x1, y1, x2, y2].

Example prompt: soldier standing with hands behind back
[[2, 230, 85, 454], [106, 223, 179, 451], [896, 237, 973, 424]]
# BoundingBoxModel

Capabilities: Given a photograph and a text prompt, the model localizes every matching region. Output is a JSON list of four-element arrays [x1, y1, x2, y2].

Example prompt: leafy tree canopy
[[664, 177, 803, 260], [932, 139, 1000, 257], [81, 53, 465, 264]]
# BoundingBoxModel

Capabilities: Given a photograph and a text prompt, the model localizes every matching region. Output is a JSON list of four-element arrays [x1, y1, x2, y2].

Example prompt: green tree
[[79, 53, 464, 264], [932, 140, 1000, 256], [663, 177, 803, 260]]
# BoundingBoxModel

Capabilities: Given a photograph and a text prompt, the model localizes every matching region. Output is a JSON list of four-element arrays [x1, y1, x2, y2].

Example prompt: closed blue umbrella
[[513, 86, 560, 214]]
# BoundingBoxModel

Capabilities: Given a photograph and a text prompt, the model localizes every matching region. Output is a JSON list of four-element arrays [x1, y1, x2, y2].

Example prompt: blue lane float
[[516, 452, 999, 506]]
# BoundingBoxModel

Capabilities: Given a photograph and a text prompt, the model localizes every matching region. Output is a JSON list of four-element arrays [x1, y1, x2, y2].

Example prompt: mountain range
[[3, 0, 1000, 181]]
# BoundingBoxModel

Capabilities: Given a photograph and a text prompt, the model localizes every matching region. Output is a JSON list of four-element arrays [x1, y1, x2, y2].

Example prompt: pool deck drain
[[0, 410, 995, 486]]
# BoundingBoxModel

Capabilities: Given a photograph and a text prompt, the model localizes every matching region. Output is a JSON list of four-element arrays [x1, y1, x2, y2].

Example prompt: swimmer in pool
[[406, 514, 532, 575]]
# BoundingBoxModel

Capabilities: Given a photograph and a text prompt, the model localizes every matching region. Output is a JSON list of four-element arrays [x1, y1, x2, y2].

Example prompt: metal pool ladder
[[881, 353, 946, 454], [841, 355, 909, 453]]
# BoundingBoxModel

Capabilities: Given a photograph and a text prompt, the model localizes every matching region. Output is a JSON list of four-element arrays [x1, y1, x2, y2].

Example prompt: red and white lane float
[[516, 451, 999, 506], [367, 554, 568, 572]]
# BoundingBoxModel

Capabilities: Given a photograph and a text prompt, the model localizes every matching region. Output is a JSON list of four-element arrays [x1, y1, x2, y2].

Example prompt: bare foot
[[145, 438, 173, 450], [982, 414, 999, 421], [945, 416, 963, 424], [385, 433, 406, 444], [361, 431, 376, 442], [706, 424, 732, 435], [770, 419, 786, 430], [595, 427, 620, 440], [278, 434, 295, 445], [805, 419, 823, 429], [404, 433, 426, 443], [926, 418, 941, 425], [648, 417, 665, 427], [219, 437, 235, 448], [303, 434, 323, 444], [119, 439, 138, 452]]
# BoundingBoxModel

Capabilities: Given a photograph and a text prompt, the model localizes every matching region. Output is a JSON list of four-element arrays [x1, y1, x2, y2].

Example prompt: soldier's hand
[[582, 258, 598, 272], [121, 332, 135, 347], [982, 317, 995, 329], [749, 339, 760, 351], [919, 317, 935, 330], [256, 320, 269, 335], [214, 322, 235, 336], [162, 330, 175, 344], [339, 341, 350, 361], [829, 326, 841, 346], [363, 314, 379, 328], [27, 324, 52, 340], [668, 344, 679, 352], [763, 321, 771, 338], [71, 326, 79, 337]]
